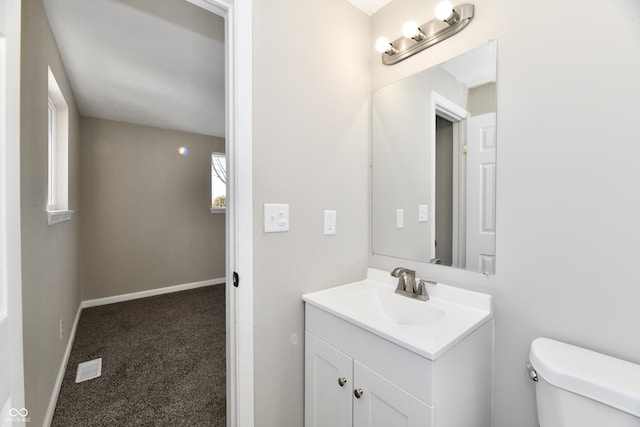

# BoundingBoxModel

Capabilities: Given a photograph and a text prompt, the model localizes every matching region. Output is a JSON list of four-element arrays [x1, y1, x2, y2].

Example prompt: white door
[[0, 0, 25, 424], [352, 361, 433, 427], [466, 113, 497, 274], [305, 332, 353, 427]]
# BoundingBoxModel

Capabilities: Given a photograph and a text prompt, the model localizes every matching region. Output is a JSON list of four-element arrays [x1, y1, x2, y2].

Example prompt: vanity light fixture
[[401, 21, 425, 41], [376, 1, 474, 65], [375, 36, 397, 55], [434, 1, 460, 25]]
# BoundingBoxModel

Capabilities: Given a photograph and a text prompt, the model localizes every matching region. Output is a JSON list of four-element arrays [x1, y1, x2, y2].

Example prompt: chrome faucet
[[390, 267, 415, 293], [390, 267, 436, 301]]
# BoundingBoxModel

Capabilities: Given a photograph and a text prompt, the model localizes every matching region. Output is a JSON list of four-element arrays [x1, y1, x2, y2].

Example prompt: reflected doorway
[[435, 116, 454, 266]]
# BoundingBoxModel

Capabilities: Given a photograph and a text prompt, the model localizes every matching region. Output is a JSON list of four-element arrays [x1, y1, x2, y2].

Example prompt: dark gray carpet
[[51, 285, 226, 426]]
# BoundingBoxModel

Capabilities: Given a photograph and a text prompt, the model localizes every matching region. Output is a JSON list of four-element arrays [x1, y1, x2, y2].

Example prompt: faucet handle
[[417, 279, 437, 298]]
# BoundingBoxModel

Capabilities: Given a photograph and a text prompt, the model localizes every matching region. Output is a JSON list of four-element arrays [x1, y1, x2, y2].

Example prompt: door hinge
[[233, 271, 240, 287], [463, 144, 468, 154]]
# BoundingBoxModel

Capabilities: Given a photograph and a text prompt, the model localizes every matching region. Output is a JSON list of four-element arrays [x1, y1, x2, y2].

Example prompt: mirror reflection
[[372, 41, 497, 274]]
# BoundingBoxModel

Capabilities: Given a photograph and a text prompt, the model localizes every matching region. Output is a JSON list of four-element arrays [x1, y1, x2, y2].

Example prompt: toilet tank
[[529, 337, 640, 427]]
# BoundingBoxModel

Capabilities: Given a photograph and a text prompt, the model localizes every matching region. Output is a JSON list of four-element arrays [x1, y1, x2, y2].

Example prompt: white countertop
[[303, 268, 493, 360]]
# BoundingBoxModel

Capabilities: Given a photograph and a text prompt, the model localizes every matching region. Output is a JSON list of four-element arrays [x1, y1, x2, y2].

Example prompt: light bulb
[[434, 1, 454, 21], [402, 21, 421, 40], [375, 36, 394, 54]]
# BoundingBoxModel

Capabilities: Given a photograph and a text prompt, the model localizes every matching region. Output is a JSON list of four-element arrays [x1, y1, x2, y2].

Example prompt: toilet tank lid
[[529, 337, 640, 418]]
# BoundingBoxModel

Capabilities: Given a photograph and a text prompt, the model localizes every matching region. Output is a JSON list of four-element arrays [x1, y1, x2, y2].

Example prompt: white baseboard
[[81, 277, 225, 309], [43, 278, 224, 426], [43, 303, 82, 427]]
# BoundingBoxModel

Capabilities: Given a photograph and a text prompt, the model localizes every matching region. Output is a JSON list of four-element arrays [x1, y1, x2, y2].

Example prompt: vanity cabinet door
[[305, 332, 353, 427], [352, 361, 433, 427]]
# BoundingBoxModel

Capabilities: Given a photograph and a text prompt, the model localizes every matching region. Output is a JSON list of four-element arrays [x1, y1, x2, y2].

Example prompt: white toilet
[[528, 337, 640, 427]]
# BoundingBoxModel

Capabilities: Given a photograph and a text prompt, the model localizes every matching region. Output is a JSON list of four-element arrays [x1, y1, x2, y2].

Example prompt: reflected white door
[[1, 0, 25, 423], [466, 113, 497, 274]]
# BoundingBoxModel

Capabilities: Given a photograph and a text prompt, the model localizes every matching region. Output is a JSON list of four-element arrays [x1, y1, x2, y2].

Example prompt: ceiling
[[41, 0, 489, 138], [347, 0, 392, 15], [440, 42, 497, 88], [42, 0, 225, 137]]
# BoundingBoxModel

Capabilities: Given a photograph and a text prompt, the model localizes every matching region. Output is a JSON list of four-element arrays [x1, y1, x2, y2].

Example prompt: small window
[[211, 152, 226, 212], [47, 67, 73, 224], [47, 97, 56, 211]]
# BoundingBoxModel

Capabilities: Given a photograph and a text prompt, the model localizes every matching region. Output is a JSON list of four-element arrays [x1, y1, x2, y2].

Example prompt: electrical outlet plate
[[396, 209, 404, 228], [418, 204, 429, 222], [324, 210, 336, 235]]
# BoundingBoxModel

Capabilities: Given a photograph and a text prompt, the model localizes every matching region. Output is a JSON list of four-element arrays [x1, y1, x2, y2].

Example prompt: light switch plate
[[324, 210, 336, 235], [418, 204, 429, 222], [264, 204, 289, 233], [396, 209, 404, 228]]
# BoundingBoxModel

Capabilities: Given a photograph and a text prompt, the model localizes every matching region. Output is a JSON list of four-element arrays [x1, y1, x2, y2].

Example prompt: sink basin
[[343, 288, 445, 326], [302, 268, 493, 359]]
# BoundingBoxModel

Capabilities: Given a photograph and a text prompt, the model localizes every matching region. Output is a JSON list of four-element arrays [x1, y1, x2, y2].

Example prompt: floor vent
[[75, 358, 102, 383]]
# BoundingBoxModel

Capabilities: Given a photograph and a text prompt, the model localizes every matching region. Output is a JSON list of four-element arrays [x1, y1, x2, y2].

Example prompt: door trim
[[0, 0, 26, 421], [186, 1, 254, 426]]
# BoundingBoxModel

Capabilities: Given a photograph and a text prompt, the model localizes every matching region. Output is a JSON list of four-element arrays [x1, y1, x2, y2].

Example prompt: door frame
[[1, 0, 26, 422], [2, 0, 254, 423], [186, 1, 254, 426]]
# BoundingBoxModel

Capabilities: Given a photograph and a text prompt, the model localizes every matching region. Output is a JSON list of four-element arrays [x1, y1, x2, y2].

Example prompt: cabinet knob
[[338, 377, 347, 387], [353, 388, 364, 399]]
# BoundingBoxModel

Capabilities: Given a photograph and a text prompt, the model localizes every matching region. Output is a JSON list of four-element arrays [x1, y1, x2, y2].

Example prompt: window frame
[[47, 67, 73, 225], [210, 151, 227, 213], [47, 96, 56, 211]]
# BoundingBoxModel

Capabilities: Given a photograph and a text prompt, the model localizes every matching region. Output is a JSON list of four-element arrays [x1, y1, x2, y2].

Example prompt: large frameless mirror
[[372, 41, 497, 274]]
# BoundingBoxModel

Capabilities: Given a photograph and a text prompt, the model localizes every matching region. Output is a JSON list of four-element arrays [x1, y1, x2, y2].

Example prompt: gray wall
[[20, 0, 81, 424], [468, 82, 497, 116], [252, 0, 370, 425], [80, 117, 225, 300], [370, 0, 640, 426]]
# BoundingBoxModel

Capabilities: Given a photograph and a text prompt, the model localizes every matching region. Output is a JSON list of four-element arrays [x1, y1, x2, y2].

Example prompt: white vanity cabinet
[[304, 302, 493, 427], [305, 331, 432, 427], [305, 332, 353, 427]]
